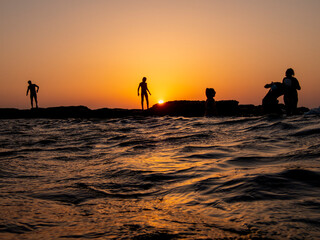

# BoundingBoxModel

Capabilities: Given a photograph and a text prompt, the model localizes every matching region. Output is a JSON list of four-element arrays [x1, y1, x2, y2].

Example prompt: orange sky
[[1, 0, 319, 109]]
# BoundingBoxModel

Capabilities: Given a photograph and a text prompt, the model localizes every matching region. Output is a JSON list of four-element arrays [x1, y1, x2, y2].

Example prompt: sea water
[[0, 115, 319, 239]]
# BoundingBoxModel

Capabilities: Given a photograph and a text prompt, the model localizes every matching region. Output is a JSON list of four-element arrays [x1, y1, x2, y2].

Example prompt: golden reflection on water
[[0, 191, 247, 239]]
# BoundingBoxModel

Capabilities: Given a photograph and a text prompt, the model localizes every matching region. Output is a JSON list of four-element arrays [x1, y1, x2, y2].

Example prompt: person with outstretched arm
[[26, 80, 39, 109]]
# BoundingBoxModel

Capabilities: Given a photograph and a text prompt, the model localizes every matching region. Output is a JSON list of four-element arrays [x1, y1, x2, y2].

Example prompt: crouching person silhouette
[[262, 82, 284, 114], [205, 88, 217, 117]]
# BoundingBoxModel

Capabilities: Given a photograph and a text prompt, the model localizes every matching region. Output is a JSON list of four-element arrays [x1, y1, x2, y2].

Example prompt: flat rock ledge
[[0, 100, 309, 119]]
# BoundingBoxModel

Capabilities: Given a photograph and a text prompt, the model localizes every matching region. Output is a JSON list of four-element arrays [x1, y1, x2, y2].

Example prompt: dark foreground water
[[0, 115, 319, 239]]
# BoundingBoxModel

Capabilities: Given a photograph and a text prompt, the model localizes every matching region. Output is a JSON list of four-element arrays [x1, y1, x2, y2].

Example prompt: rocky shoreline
[[0, 100, 309, 119]]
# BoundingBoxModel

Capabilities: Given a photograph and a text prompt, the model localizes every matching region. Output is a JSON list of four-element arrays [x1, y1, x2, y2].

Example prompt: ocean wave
[[292, 125, 320, 136], [226, 155, 278, 166], [0, 223, 34, 234], [215, 117, 262, 125], [196, 168, 320, 204], [162, 133, 212, 142], [182, 152, 228, 160]]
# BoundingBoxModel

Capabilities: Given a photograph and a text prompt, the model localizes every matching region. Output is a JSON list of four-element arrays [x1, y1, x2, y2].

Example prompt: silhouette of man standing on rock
[[137, 77, 151, 110], [26, 80, 39, 109]]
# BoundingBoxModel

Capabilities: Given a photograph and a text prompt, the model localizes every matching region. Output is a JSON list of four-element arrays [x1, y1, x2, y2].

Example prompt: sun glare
[[158, 100, 164, 104]]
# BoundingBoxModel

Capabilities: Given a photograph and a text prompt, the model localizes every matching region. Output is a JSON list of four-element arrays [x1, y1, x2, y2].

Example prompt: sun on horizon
[[158, 100, 164, 104]]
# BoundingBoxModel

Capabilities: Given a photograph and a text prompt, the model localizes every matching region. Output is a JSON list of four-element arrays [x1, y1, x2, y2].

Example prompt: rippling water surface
[[0, 115, 320, 239]]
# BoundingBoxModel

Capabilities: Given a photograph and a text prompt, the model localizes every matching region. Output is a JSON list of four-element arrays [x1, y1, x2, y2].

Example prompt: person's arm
[[146, 84, 151, 95], [137, 84, 141, 96], [296, 79, 301, 90], [36, 84, 39, 92], [264, 82, 273, 88], [26, 87, 29, 96]]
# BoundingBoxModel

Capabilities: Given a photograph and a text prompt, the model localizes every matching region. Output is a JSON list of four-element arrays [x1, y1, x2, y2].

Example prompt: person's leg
[[145, 94, 149, 109], [30, 95, 34, 108], [288, 98, 295, 115], [292, 95, 298, 114], [141, 95, 144, 110], [284, 95, 290, 115], [34, 94, 38, 108]]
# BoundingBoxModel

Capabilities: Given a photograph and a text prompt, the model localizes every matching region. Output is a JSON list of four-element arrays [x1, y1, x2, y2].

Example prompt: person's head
[[206, 88, 216, 99], [142, 77, 147, 82], [28, 80, 32, 84], [285, 68, 295, 77]]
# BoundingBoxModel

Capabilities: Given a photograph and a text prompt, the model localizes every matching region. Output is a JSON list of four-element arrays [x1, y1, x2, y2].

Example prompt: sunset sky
[[1, 0, 319, 109]]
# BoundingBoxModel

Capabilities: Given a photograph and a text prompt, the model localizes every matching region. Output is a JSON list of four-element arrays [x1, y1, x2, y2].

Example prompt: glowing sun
[[158, 100, 164, 104]]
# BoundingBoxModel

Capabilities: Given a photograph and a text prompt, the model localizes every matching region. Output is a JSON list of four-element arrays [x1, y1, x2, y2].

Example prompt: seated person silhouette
[[262, 82, 284, 114], [205, 88, 217, 116], [137, 77, 151, 110], [26, 80, 39, 109]]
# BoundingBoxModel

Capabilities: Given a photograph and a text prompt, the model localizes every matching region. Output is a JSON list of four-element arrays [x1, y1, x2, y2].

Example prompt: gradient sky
[[1, 0, 319, 109]]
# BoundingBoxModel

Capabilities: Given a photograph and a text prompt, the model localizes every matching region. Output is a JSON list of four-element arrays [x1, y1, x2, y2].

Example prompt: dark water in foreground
[[0, 115, 319, 239]]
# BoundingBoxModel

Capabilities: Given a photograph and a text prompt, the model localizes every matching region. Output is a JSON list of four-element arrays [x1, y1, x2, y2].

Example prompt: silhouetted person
[[26, 80, 39, 109], [262, 82, 284, 114], [282, 68, 301, 115], [205, 88, 217, 116], [138, 77, 151, 110]]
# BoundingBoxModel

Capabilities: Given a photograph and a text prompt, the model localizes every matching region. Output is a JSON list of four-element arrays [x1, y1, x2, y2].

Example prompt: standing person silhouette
[[26, 80, 39, 109], [137, 77, 151, 110], [282, 68, 301, 115]]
